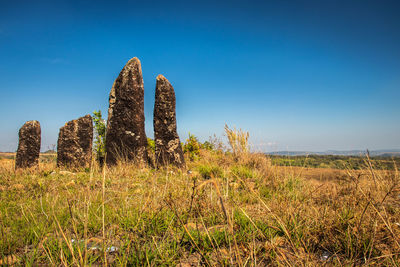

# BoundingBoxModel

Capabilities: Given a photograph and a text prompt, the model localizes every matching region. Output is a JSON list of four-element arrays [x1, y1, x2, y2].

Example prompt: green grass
[[0, 150, 399, 266], [270, 154, 400, 170]]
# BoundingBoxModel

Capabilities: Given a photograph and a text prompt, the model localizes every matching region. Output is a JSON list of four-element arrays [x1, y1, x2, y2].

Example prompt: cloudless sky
[[1, 0, 399, 152]]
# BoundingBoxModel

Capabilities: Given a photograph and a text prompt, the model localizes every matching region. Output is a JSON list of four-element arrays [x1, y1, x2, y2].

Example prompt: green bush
[[93, 110, 106, 164], [231, 165, 255, 179], [183, 133, 200, 161], [201, 141, 214, 151], [147, 138, 155, 153], [197, 164, 224, 179]]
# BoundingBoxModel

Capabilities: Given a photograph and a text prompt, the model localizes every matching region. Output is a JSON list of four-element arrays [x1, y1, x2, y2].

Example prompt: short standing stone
[[153, 75, 185, 168], [105, 57, 149, 165], [15, 120, 41, 169], [57, 115, 93, 168]]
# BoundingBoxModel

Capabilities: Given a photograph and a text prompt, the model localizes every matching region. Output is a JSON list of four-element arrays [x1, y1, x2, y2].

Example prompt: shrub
[[197, 164, 224, 179], [183, 133, 201, 161], [93, 110, 106, 164], [231, 165, 255, 179], [201, 141, 214, 151], [147, 138, 155, 153]]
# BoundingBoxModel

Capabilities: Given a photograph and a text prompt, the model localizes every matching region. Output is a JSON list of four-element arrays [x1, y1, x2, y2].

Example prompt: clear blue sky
[[1, 0, 399, 152]]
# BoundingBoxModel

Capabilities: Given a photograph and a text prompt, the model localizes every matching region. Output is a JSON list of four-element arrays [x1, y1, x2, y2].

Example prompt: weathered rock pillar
[[153, 75, 185, 168], [57, 115, 93, 168], [105, 57, 149, 165], [15, 120, 41, 169]]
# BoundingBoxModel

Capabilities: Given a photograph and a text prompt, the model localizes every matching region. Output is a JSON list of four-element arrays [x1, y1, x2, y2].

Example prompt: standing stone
[[15, 121, 41, 169], [105, 57, 149, 165], [57, 115, 93, 168], [153, 75, 185, 168]]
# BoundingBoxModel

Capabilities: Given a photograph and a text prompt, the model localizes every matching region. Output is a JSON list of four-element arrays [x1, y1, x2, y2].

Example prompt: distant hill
[[266, 149, 400, 157]]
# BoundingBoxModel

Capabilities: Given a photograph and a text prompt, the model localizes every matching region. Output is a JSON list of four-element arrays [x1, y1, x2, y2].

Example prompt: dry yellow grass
[[0, 150, 399, 266]]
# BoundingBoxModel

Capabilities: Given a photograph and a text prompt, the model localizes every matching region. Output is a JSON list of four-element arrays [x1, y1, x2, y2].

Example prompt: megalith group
[[57, 115, 93, 168], [15, 57, 186, 169], [105, 57, 149, 165], [15, 120, 41, 169], [153, 75, 185, 167]]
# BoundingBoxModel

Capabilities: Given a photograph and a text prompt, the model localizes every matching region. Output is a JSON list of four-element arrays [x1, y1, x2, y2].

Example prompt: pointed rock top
[[156, 74, 170, 83], [126, 57, 141, 66]]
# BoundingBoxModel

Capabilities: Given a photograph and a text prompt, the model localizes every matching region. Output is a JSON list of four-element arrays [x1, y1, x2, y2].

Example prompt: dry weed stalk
[[224, 124, 249, 156]]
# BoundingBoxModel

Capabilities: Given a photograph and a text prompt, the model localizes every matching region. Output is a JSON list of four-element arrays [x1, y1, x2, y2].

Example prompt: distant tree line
[[269, 154, 400, 170]]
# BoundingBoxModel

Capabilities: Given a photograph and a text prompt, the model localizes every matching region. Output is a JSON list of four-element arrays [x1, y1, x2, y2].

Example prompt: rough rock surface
[[15, 121, 41, 169], [105, 57, 149, 165], [57, 115, 93, 168], [153, 75, 185, 168]]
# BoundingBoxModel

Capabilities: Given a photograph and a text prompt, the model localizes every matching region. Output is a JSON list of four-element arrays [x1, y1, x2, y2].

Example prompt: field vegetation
[[0, 129, 399, 266], [270, 154, 400, 171]]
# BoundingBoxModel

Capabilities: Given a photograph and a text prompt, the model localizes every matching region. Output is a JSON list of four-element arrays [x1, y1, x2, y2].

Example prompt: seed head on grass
[[224, 124, 249, 156]]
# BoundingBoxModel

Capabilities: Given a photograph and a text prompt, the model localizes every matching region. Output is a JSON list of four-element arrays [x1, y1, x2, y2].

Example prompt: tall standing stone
[[57, 115, 93, 168], [153, 75, 185, 168], [15, 121, 41, 169], [105, 57, 149, 165]]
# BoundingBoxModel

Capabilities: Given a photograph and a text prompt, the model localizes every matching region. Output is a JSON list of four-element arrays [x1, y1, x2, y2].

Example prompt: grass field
[[270, 154, 400, 171], [0, 150, 399, 266]]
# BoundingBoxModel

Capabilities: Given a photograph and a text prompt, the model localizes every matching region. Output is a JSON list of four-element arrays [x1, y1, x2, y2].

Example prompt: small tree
[[147, 138, 155, 153], [201, 141, 214, 151], [93, 110, 106, 165], [183, 133, 201, 161]]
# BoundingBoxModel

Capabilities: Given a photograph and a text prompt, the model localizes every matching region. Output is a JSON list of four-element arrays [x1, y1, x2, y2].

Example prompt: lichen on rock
[[105, 57, 149, 165], [57, 115, 93, 168], [15, 120, 41, 169], [153, 74, 185, 168]]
